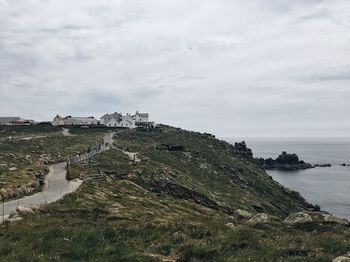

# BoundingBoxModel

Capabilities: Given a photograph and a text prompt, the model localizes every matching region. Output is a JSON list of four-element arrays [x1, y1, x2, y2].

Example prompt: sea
[[226, 138, 350, 220]]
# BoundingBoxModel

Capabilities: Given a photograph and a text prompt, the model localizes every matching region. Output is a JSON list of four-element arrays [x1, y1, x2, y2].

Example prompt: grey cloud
[[0, 0, 350, 137]]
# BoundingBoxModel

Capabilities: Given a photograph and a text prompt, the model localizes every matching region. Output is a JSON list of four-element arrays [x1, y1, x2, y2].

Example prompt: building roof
[[101, 112, 121, 119], [0, 117, 20, 123], [66, 117, 97, 121]]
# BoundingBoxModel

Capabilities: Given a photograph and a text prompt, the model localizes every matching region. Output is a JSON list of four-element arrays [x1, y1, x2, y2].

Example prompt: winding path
[[0, 162, 82, 221], [0, 132, 114, 222]]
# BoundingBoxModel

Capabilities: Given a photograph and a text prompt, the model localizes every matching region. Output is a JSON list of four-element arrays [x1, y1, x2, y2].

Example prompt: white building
[[52, 115, 99, 126], [100, 110, 153, 128], [100, 112, 135, 128], [133, 111, 149, 126]]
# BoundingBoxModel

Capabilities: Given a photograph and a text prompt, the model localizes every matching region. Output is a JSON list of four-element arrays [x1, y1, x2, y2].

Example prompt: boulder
[[224, 223, 236, 229], [6, 188, 14, 198], [16, 206, 34, 215], [333, 252, 350, 262], [8, 167, 18, 171], [9, 209, 19, 218], [323, 214, 349, 225], [29, 204, 42, 211], [20, 185, 27, 194], [30, 180, 40, 189], [12, 187, 20, 198], [17, 187, 23, 196], [284, 212, 313, 224], [7, 216, 23, 222], [233, 141, 253, 158], [276, 151, 299, 164], [248, 213, 269, 224], [232, 209, 253, 222], [0, 188, 8, 199]]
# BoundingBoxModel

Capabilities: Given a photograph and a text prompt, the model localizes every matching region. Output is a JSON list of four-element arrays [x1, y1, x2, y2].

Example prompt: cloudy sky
[[1, 0, 349, 137]]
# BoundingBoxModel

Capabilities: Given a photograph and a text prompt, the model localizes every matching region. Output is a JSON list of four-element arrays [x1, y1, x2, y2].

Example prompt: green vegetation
[[0, 125, 349, 261], [0, 125, 110, 190]]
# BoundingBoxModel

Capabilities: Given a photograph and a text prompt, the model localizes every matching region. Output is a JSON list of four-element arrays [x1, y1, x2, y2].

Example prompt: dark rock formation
[[257, 151, 314, 171], [314, 164, 332, 167], [233, 141, 253, 159]]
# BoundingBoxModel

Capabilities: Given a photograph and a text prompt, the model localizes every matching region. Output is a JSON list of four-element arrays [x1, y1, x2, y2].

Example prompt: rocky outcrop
[[224, 223, 236, 230], [257, 151, 314, 171], [230, 209, 253, 222], [233, 141, 253, 159], [16, 206, 35, 215], [6, 206, 36, 223], [333, 252, 350, 262], [322, 214, 349, 225], [248, 213, 269, 224], [314, 164, 332, 167], [284, 212, 313, 224], [0, 188, 9, 199], [0, 185, 35, 201]]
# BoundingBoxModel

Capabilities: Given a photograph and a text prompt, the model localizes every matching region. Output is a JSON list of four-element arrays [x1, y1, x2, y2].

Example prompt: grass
[[0, 125, 349, 261], [0, 125, 110, 190]]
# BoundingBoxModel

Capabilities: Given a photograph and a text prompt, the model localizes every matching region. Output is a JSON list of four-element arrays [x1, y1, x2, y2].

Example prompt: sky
[[1, 0, 350, 137]]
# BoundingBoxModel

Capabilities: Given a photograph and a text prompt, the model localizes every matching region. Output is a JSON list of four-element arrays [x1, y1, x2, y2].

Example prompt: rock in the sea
[[248, 213, 269, 224], [314, 164, 332, 167], [276, 151, 299, 164], [284, 212, 313, 224], [257, 151, 314, 171]]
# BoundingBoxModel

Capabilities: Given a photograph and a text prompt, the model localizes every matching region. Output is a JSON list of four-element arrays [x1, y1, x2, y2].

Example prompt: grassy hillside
[[0, 125, 110, 191], [0, 125, 349, 261]]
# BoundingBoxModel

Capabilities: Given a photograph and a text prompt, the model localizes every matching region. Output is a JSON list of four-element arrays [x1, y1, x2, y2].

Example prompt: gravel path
[[0, 162, 82, 221], [0, 132, 114, 222]]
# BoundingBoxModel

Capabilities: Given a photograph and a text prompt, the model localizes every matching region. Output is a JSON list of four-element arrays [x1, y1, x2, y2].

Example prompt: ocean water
[[227, 138, 350, 219]]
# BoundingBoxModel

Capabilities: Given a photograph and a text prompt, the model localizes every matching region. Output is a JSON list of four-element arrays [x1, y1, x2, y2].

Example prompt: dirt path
[[0, 162, 82, 222], [62, 128, 73, 137], [0, 132, 115, 222], [111, 140, 141, 163]]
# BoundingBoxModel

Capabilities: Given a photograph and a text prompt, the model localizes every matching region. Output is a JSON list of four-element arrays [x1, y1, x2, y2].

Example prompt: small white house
[[133, 111, 149, 125], [100, 112, 121, 126], [100, 110, 153, 128], [53, 115, 99, 126], [100, 112, 135, 128]]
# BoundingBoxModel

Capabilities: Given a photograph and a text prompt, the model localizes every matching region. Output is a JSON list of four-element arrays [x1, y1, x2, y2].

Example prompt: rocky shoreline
[[256, 151, 338, 171], [232, 141, 348, 171]]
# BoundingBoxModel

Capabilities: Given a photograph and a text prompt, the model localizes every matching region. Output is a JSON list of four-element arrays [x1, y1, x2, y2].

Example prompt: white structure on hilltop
[[133, 111, 149, 126], [52, 115, 99, 126], [100, 111, 153, 128], [100, 112, 135, 128]]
